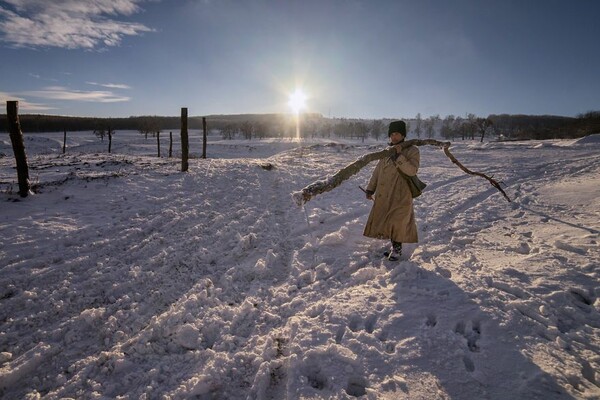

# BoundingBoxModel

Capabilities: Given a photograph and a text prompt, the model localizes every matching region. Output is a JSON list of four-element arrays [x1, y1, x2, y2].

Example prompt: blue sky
[[1, 0, 599, 119]]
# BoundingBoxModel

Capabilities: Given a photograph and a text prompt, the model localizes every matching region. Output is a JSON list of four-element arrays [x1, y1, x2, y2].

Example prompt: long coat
[[363, 144, 420, 243]]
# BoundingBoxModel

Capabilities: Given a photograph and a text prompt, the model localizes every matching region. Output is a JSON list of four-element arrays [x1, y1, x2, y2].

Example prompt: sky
[[0, 0, 599, 119]]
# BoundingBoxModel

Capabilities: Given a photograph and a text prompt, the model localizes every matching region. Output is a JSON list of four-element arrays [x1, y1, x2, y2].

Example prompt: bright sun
[[288, 89, 307, 114]]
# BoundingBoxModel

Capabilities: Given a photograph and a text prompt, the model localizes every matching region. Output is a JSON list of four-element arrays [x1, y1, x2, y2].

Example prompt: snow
[[1, 130, 599, 399]]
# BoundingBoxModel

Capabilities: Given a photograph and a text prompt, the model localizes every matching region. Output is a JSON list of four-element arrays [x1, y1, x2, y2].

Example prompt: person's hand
[[394, 144, 403, 154], [394, 148, 407, 163]]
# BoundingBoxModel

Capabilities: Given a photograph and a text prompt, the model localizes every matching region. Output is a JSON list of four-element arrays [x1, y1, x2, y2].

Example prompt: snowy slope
[[1, 131, 599, 399]]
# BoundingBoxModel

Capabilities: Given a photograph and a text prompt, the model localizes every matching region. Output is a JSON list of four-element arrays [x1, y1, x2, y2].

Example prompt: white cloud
[[22, 86, 131, 103], [0, 92, 56, 112], [0, 0, 154, 49], [86, 81, 132, 90], [28, 73, 59, 82]]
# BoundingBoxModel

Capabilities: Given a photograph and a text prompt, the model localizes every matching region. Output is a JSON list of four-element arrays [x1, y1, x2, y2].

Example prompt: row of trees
[[0, 115, 201, 134], [209, 114, 495, 143], [488, 112, 600, 140], [2, 111, 599, 142]]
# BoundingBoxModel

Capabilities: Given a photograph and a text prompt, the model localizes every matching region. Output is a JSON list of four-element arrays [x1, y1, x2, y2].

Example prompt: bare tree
[[334, 120, 348, 138], [221, 124, 236, 140], [93, 122, 115, 152], [137, 117, 161, 140], [93, 126, 107, 142], [441, 115, 456, 140], [108, 126, 114, 153], [466, 113, 478, 140], [241, 121, 253, 140], [475, 117, 494, 142], [254, 121, 267, 140], [303, 119, 317, 139], [430, 115, 440, 138], [370, 120, 384, 141], [453, 116, 466, 140], [424, 115, 440, 139], [353, 121, 369, 142], [414, 113, 423, 139], [321, 121, 332, 139]]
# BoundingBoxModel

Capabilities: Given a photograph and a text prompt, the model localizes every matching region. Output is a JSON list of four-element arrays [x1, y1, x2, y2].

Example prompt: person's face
[[390, 131, 405, 144]]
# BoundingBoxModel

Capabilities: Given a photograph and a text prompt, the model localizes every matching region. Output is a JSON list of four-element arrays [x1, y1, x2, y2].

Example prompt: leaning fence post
[[6, 101, 30, 197], [202, 117, 207, 159], [63, 128, 67, 154], [181, 108, 189, 172]]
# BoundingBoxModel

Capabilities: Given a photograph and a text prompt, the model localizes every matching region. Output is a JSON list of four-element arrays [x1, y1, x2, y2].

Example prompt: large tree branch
[[292, 139, 511, 206]]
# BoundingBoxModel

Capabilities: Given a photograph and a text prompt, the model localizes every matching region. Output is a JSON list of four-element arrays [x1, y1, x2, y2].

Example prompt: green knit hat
[[388, 120, 407, 136]]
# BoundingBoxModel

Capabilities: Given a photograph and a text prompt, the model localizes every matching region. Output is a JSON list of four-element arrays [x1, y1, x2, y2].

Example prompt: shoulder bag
[[396, 167, 427, 198]]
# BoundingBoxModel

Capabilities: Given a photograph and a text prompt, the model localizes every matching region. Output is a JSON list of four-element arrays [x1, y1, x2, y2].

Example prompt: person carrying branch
[[363, 120, 420, 261]]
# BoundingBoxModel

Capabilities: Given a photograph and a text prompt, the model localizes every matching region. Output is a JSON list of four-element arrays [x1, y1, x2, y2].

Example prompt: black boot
[[384, 241, 402, 261]]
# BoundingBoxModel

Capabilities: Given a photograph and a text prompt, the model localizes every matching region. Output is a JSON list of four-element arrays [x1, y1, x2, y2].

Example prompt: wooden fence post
[[6, 101, 30, 197], [157, 131, 161, 157], [169, 131, 173, 158], [181, 108, 189, 172], [63, 128, 67, 154], [108, 127, 113, 153], [202, 117, 207, 159]]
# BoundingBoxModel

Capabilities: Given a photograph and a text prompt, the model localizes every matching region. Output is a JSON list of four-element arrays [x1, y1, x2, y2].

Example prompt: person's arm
[[365, 161, 381, 198], [394, 146, 420, 176]]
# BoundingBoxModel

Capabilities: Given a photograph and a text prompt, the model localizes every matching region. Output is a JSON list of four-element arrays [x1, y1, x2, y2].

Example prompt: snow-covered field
[[1, 130, 599, 399]]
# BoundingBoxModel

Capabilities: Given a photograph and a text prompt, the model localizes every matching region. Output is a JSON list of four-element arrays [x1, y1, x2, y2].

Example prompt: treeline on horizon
[[1, 111, 599, 141]]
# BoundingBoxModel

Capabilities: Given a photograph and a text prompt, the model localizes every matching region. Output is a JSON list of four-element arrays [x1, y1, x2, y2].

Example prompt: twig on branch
[[292, 139, 511, 206], [441, 146, 511, 202]]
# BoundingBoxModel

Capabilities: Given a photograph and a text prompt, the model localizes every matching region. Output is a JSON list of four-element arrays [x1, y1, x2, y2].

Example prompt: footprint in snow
[[463, 355, 476, 373], [372, 328, 396, 353], [347, 313, 379, 334], [454, 320, 479, 373], [568, 288, 595, 313], [455, 319, 482, 353], [580, 359, 597, 386], [364, 314, 378, 333], [426, 314, 437, 328], [454, 320, 480, 372], [274, 337, 288, 358], [336, 313, 381, 345], [335, 325, 346, 344], [301, 359, 369, 397], [305, 366, 327, 390], [348, 314, 362, 332], [346, 376, 369, 397]]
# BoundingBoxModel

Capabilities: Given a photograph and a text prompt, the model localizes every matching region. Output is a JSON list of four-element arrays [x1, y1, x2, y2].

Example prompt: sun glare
[[288, 89, 307, 114]]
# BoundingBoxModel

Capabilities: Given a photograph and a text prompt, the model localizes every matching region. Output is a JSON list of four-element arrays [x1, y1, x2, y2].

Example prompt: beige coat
[[363, 145, 420, 243]]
